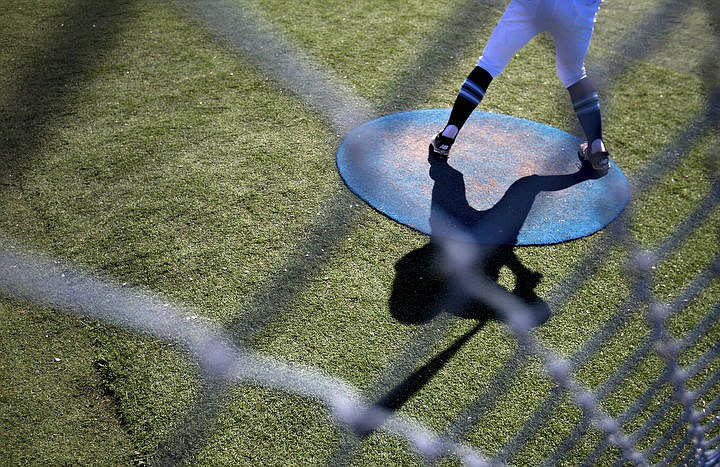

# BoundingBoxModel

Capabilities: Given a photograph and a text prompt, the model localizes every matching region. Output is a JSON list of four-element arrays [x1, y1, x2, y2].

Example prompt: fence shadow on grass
[[0, 0, 134, 181]]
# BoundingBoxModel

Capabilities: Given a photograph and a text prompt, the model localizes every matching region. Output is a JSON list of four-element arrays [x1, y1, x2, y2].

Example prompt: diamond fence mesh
[[1, 0, 719, 465]]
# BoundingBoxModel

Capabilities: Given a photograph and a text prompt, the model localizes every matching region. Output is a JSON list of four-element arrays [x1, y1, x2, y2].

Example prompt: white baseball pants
[[477, 0, 602, 88]]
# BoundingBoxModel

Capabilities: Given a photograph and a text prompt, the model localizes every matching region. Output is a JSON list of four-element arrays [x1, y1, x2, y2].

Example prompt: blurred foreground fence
[[2, 0, 719, 465]]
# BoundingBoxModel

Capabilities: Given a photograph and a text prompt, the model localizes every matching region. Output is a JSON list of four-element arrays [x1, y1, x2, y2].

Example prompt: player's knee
[[559, 68, 587, 89], [476, 56, 506, 80]]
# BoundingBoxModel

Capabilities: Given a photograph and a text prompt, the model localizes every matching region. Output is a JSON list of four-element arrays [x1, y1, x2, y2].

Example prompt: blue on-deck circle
[[336, 109, 630, 245]]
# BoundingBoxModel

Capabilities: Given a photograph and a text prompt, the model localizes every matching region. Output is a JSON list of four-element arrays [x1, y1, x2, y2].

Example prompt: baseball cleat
[[578, 139, 610, 173], [430, 132, 455, 157]]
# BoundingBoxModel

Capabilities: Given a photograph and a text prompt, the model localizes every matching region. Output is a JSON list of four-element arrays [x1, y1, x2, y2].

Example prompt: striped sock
[[458, 76, 487, 107], [444, 66, 493, 136], [572, 91, 602, 143]]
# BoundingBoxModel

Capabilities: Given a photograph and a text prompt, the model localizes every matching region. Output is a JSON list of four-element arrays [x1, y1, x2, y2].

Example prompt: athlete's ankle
[[590, 138, 606, 153], [441, 125, 459, 139]]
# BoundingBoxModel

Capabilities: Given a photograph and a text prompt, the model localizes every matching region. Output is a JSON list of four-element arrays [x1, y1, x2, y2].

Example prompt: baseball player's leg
[[552, 0, 596, 89], [552, 1, 609, 171], [570, 77, 610, 172], [432, 0, 540, 156], [477, 0, 542, 78], [568, 77, 602, 146], [444, 66, 493, 137]]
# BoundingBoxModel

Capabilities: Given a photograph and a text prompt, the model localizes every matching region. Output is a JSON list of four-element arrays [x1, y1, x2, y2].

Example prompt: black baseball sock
[[568, 77, 603, 145], [442, 66, 493, 139]]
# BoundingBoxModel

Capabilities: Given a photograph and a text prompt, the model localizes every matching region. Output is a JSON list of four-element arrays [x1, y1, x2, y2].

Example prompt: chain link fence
[[1, 0, 718, 465]]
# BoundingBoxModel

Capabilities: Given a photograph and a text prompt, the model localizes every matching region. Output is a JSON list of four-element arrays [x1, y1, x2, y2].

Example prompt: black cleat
[[430, 132, 455, 157], [578, 139, 610, 174]]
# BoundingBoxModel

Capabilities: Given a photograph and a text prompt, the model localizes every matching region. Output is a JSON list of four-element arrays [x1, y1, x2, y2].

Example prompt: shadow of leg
[[389, 243, 446, 324]]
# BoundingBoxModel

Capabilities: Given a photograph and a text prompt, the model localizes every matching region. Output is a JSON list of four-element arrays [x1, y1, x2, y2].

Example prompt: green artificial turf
[[1, 0, 718, 465]]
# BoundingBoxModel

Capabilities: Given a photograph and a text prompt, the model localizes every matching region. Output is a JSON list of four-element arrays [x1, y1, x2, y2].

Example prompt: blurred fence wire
[[1, 0, 719, 465]]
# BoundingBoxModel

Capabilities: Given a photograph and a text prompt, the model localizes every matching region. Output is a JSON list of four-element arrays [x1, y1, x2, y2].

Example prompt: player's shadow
[[390, 149, 597, 326], [375, 151, 598, 425]]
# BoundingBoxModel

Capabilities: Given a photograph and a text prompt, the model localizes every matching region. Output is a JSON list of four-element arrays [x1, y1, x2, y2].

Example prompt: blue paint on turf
[[336, 109, 630, 246]]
